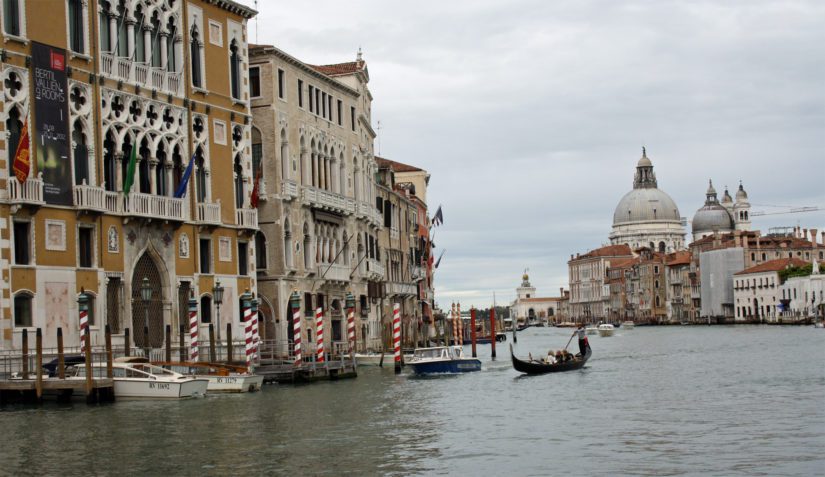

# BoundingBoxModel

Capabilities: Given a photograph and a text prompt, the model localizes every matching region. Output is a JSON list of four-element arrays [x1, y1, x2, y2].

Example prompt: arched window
[[658, 241, 665, 253], [229, 40, 241, 100], [103, 130, 116, 191], [156, 142, 168, 196], [190, 25, 202, 87], [279, 129, 288, 181], [68, 0, 85, 54], [233, 154, 244, 208], [303, 223, 312, 269], [6, 107, 22, 177], [72, 120, 89, 185], [255, 232, 268, 270], [251, 127, 263, 178], [98, 1, 111, 52], [283, 221, 293, 268], [150, 13, 162, 67], [121, 136, 133, 192], [13, 292, 33, 327], [172, 145, 183, 194], [200, 295, 212, 323], [166, 17, 177, 72], [195, 147, 207, 202], [139, 137, 151, 194]]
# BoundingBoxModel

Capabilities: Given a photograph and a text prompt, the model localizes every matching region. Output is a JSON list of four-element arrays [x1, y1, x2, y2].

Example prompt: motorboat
[[354, 352, 388, 366], [621, 321, 635, 330], [510, 344, 591, 375], [153, 362, 263, 393], [407, 346, 481, 374], [585, 325, 599, 335], [73, 357, 208, 399], [597, 324, 615, 337]]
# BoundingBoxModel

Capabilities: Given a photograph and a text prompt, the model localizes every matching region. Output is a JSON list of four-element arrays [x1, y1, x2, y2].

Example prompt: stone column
[[126, 19, 135, 59], [149, 158, 159, 195], [108, 14, 118, 53], [164, 162, 174, 197], [143, 28, 152, 63], [115, 152, 124, 191], [159, 33, 169, 71]]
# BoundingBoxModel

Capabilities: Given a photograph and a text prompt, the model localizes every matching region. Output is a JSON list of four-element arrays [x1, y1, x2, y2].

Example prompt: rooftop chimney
[[810, 228, 818, 247]]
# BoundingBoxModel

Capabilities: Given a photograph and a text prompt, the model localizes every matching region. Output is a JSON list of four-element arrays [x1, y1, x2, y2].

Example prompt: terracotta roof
[[666, 251, 692, 266], [375, 156, 424, 173], [520, 297, 563, 303], [734, 258, 810, 275], [309, 61, 365, 76], [607, 257, 637, 269], [574, 244, 633, 260]]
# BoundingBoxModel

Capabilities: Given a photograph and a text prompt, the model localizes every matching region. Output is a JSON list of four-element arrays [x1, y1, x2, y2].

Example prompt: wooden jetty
[[255, 341, 357, 384]]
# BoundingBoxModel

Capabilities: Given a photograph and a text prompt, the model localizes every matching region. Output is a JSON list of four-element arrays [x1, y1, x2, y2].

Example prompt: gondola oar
[[562, 330, 576, 351]]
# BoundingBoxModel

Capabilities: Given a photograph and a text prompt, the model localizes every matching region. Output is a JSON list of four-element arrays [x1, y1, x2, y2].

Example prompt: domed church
[[691, 180, 751, 241], [609, 149, 686, 252]]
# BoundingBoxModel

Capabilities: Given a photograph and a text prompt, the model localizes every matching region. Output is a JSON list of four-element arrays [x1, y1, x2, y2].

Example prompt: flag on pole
[[249, 164, 262, 208], [174, 153, 195, 198], [432, 205, 444, 226], [435, 249, 446, 269], [123, 144, 137, 195], [11, 120, 30, 184]]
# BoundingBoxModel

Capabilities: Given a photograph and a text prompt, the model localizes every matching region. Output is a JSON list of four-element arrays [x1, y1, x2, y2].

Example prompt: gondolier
[[575, 325, 588, 357]]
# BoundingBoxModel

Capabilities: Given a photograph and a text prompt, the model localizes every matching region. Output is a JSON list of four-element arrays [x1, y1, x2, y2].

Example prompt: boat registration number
[[457, 363, 476, 369], [216, 377, 238, 384], [149, 382, 171, 390]]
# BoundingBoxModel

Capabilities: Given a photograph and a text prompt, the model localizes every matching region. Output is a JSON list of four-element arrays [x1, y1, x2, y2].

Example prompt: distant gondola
[[510, 344, 591, 375]]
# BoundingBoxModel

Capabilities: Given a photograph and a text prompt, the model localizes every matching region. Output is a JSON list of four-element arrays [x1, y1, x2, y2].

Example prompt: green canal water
[[1, 326, 823, 476]]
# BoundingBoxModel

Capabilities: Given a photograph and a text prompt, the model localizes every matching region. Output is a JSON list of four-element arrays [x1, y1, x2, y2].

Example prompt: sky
[[241, 0, 825, 309]]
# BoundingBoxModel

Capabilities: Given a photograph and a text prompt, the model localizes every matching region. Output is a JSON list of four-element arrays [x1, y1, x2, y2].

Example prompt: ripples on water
[[1, 326, 823, 476]]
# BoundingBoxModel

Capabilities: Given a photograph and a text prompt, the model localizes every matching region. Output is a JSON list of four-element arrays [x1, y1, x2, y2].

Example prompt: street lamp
[[213, 279, 224, 340], [140, 277, 152, 354]]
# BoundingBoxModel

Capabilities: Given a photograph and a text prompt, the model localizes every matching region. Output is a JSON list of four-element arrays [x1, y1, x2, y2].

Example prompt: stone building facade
[[0, 0, 257, 351], [568, 244, 633, 322]]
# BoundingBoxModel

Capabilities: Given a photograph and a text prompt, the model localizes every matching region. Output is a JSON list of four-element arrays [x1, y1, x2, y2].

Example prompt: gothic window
[[166, 17, 177, 72], [103, 130, 117, 191], [68, 0, 84, 54], [139, 138, 151, 194], [256, 232, 268, 270], [172, 145, 183, 194], [99, 1, 111, 52], [280, 129, 289, 181], [252, 127, 263, 177], [121, 136, 133, 192], [115, 1, 127, 57], [303, 223, 312, 269], [134, 6, 145, 61], [156, 142, 168, 196], [195, 147, 207, 202], [5, 107, 23, 177], [283, 221, 292, 268], [190, 25, 202, 87], [151, 13, 162, 67], [233, 154, 244, 209], [229, 40, 241, 100]]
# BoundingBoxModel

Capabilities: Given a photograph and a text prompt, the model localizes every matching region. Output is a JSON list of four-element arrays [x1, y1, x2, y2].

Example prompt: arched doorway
[[753, 298, 759, 320], [259, 297, 275, 342], [131, 253, 164, 348]]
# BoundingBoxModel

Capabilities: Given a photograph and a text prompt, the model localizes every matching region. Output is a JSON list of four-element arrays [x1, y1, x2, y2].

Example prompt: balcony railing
[[411, 266, 425, 281], [386, 281, 417, 296], [281, 180, 299, 200], [302, 186, 353, 214], [236, 207, 258, 229], [196, 201, 222, 226], [104, 190, 121, 214], [365, 258, 385, 280], [7, 175, 45, 206], [317, 263, 351, 283], [356, 201, 383, 226], [73, 183, 107, 212], [123, 192, 185, 221], [100, 53, 183, 97]]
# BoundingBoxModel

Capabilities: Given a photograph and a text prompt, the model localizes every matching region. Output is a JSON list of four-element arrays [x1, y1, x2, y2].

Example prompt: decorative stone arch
[[129, 243, 172, 349]]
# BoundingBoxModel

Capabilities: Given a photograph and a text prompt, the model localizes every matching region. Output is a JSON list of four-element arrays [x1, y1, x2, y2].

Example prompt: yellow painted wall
[[175, 225, 196, 276], [25, 1, 68, 49], [35, 209, 77, 268]]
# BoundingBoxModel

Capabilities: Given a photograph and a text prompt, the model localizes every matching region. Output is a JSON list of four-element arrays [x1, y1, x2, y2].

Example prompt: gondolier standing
[[575, 325, 588, 358]]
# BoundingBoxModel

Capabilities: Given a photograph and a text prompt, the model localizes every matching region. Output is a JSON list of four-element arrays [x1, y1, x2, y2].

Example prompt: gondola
[[510, 343, 591, 375]]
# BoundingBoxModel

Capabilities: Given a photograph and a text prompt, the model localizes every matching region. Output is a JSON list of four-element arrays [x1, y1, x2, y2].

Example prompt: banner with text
[[33, 41, 72, 206]]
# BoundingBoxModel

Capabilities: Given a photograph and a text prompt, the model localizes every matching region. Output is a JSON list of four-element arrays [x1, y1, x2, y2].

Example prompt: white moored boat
[[597, 324, 615, 337], [585, 325, 599, 335], [74, 357, 208, 399], [354, 353, 386, 366], [154, 362, 263, 393], [621, 321, 635, 329]]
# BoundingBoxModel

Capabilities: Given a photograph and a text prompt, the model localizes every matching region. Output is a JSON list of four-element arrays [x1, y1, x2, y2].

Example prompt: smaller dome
[[706, 179, 716, 196], [736, 182, 748, 202], [721, 187, 733, 204], [692, 205, 734, 235]]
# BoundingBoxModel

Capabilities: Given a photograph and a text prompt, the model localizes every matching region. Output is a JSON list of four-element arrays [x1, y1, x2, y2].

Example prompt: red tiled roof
[[375, 156, 423, 173], [666, 251, 692, 266], [309, 61, 365, 76], [607, 257, 637, 269], [734, 258, 810, 275], [520, 297, 563, 303], [576, 244, 633, 260]]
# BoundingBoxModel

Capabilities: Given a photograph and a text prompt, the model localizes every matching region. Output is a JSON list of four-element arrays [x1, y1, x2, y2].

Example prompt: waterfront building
[[778, 260, 825, 320], [248, 43, 385, 353], [691, 180, 751, 241], [568, 244, 633, 322], [508, 272, 564, 325], [733, 258, 808, 322], [0, 0, 257, 351], [609, 149, 686, 253], [605, 257, 637, 323], [665, 251, 692, 323]]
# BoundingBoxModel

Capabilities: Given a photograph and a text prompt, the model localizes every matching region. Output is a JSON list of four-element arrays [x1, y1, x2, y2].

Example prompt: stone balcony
[[7, 175, 45, 207], [101, 53, 183, 97], [73, 182, 107, 213], [356, 201, 383, 227], [386, 281, 417, 297], [196, 201, 222, 226], [316, 263, 351, 283], [236, 207, 258, 229], [365, 258, 385, 280], [123, 192, 185, 222], [302, 186, 353, 215], [411, 266, 425, 281], [281, 180, 299, 201]]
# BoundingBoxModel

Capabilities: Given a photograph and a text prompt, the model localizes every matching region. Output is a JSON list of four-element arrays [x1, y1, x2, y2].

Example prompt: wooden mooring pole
[[165, 325, 172, 363], [470, 307, 478, 358], [143, 326, 150, 358], [35, 328, 43, 401], [84, 326, 93, 401], [490, 308, 497, 359], [209, 324, 216, 363], [226, 322, 233, 363], [21, 329, 29, 380], [179, 324, 186, 361], [105, 325, 113, 379], [57, 327, 66, 379], [124, 328, 131, 357]]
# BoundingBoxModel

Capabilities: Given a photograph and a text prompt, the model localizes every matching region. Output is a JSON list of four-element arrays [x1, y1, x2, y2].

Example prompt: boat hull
[[206, 374, 264, 393], [510, 344, 591, 375], [113, 378, 209, 399], [408, 359, 481, 374]]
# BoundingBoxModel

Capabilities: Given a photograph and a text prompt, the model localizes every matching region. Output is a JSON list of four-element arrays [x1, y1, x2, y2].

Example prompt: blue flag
[[174, 154, 195, 198]]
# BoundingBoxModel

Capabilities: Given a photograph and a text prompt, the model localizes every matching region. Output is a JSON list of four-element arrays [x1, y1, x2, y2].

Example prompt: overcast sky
[[243, 0, 825, 309]]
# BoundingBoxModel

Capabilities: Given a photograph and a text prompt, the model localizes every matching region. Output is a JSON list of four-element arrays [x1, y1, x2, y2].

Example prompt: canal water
[[1, 326, 823, 476]]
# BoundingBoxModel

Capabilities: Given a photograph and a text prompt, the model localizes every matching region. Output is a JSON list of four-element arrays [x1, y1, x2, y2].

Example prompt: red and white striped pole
[[315, 307, 325, 363], [346, 292, 356, 362], [393, 303, 401, 374], [457, 302, 463, 345], [290, 291, 302, 367], [189, 291, 199, 361], [251, 294, 260, 359], [451, 303, 458, 346], [78, 290, 89, 354], [241, 290, 253, 367]]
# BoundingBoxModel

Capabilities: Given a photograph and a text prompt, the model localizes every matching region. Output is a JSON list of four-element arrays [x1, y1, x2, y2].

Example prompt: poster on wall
[[32, 41, 72, 206]]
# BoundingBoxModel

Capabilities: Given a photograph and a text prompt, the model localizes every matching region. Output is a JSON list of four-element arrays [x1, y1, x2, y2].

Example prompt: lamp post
[[213, 279, 224, 341], [139, 277, 152, 355]]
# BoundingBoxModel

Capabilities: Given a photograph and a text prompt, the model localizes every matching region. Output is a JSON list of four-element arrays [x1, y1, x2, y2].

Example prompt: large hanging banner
[[32, 41, 72, 206]]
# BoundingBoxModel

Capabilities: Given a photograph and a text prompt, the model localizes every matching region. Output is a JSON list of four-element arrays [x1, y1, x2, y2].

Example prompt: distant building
[[665, 251, 692, 323], [779, 262, 825, 320], [733, 258, 808, 322], [509, 273, 564, 325], [609, 149, 686, 253], [568, 244, 634, 322]]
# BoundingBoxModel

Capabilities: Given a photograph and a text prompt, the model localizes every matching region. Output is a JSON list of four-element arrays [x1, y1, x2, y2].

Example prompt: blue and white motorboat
[[407, 346, 482, 374]]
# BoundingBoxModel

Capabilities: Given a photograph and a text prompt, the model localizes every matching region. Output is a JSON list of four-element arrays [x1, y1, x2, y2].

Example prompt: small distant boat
[[408, 346, 481, 374], [74, 357, 208, 399], [621, 321, 635, 329], [585, 326, 598, 335], [555, 322, 578, 328], [153, 362, 263, 393], [510, 344, 591, 375], [598, 324, 615, 337], [815, 322, 825, 329]]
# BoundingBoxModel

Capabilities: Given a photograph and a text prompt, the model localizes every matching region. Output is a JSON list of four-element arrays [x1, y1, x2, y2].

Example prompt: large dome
[[692, 205, 734, 234], [613, 188, 681, 225]]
